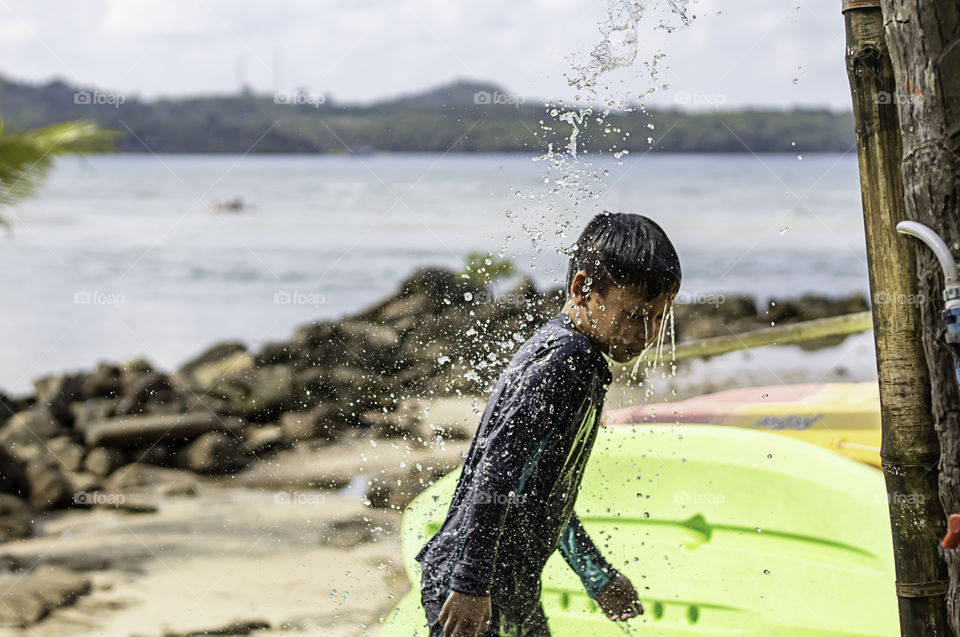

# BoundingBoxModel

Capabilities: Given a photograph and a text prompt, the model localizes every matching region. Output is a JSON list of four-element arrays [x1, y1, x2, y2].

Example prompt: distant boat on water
[[208, 198, 252, 213]]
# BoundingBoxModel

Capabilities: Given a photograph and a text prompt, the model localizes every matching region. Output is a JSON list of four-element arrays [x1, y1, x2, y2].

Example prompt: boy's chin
[[609, 348, 640, 363]]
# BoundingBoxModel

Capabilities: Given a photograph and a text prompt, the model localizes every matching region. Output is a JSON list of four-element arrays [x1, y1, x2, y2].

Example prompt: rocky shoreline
[[0, 266, 868, 630]]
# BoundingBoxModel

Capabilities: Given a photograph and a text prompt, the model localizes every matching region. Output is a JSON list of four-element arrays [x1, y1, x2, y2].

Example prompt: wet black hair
[[564, 212, 681, 301]]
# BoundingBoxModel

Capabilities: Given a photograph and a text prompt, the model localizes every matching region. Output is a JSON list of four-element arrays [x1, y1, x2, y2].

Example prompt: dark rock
[[336, 319, 401, 371], [291, 321, 337, 350], [24, 458, 71, 510], [394, 361, 443, 389], [33, 373, 84, 426], [376, 291, 432, 324], [291, 367, 335, 409], [182, 393, 243, 419], [107, 463, 199, 496], [118, 358, 156, 391], [64, 471, 104, 500], [279, 404, 344, 443], [0, 586, 45, 626], [175, 342, 254, 391], [70, 398, 118, 432], [115, 372, 186, 416], [210, 365, 295, 422], [83, 447, 128, 477], [398, 337, 452, 372], [765, 293, 869, 322], [115, 372, 167, 415], [318, 515, 394, 549], [0, 564, 91, 627], [130, 443, 171, 466], [360, 409, 426, 441], [12, 554, 111, 572], [0, 409, 65, 461], [0, 493, 33, 541], [174, 431, 246, 474], [254, 342, 296, 366], [178, 341, 246, 373], [241, 425, 283, 456], [108, 495, 158, 514], [82, 413, 245, 448], [363, 476, 394, 509], [0, 446, 25, 495], [81, 362, 122, 398], [158, 619, 271, 637], [0, 390, 16, 423], [46, 436, 86, 472], [328, 366, 393, 416], [393, 267, 481, 311]]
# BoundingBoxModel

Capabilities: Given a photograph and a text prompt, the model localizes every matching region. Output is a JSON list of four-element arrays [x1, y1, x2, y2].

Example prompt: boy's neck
[[560, 301, 611, 359]]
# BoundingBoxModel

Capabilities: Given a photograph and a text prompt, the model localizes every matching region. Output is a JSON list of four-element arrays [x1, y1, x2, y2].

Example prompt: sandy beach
[[1, 413, 473, 637], [0, 326, 877, 637]]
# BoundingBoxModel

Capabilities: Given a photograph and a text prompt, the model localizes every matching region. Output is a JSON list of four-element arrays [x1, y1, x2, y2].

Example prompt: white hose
[[896, 221, 959, 284]]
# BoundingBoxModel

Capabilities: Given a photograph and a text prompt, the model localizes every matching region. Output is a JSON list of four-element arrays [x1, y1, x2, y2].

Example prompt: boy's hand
[[438, 590, 492, 637], [595, 572, 644, 621]]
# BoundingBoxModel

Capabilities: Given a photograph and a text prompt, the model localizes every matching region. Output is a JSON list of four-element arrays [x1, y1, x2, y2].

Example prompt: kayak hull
[[383, 424, 897, 636], [604, 383, 882, 468]]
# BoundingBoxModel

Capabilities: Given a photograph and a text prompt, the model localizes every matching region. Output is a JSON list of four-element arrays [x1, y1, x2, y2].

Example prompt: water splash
[[566, 0, 693, 96], [626, 300, 678, 399], [519, 0, 696, 263]]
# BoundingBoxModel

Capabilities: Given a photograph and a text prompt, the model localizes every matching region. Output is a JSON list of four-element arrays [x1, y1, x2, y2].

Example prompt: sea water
[[1, 152, 868, 393]]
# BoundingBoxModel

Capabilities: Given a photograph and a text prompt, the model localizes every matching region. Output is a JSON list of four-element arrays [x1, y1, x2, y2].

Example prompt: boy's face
[[565, 270, 674, 363]]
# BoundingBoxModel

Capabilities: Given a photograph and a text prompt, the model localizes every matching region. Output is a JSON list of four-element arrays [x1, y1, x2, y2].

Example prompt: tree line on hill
[[0, 77, 855, 154]]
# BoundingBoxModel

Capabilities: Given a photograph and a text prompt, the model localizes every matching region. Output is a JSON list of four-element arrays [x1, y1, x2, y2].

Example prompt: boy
[[416, 212, 681, 637]]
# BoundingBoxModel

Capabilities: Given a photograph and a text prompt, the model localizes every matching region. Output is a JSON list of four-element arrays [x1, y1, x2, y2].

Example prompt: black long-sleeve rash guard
[[416, 310, 619, 622]]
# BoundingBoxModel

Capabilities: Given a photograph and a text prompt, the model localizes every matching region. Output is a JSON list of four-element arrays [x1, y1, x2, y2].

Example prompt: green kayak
[[381, 424, 898, 636]]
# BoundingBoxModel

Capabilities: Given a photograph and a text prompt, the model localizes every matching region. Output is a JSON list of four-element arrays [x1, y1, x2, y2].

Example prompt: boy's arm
[[448, 349, 589, 596], [560, 513, 643, 621], [558, 511, 619, 597], [561, 512, 645, 622]]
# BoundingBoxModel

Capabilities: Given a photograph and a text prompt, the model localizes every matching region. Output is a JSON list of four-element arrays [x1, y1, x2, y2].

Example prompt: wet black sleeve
[[448, 343, 592, 596], [559, 511, 618, 597]]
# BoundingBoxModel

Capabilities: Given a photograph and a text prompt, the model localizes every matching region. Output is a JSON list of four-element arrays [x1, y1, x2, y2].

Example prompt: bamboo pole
[[667, 311, 872, 362], [609, 310, 874, 382], [843, 2, 949, 634]]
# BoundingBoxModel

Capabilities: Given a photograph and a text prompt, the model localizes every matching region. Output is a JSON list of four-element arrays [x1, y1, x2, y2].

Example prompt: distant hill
[[0, 76, 856, 154], [377, 79, 508, 109]]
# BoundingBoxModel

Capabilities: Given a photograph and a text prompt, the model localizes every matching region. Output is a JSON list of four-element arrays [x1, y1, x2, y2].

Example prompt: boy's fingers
[[438, 601, 450, 624], [443, 616, 458, 637], [452, 617, 478, 637], [466, 618, 481, 637]]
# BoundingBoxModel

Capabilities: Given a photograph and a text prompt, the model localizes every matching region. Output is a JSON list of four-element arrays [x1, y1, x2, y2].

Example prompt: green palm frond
[[0, 119, 114, 208]]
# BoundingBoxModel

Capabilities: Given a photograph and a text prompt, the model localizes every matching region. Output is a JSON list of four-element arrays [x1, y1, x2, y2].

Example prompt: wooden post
[[843, 2, 950, 635], [879, 1, 960, 633]]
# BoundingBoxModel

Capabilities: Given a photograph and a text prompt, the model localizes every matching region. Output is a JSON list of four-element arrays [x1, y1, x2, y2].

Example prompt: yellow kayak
[[603, 382, 881, 467]]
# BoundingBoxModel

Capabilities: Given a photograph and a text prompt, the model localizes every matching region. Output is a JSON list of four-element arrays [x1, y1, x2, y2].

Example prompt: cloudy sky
[[0, 0, 852, 110]]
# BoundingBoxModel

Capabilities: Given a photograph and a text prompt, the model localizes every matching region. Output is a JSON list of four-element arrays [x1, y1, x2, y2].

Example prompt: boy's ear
[[569, 270, 591, 305]]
